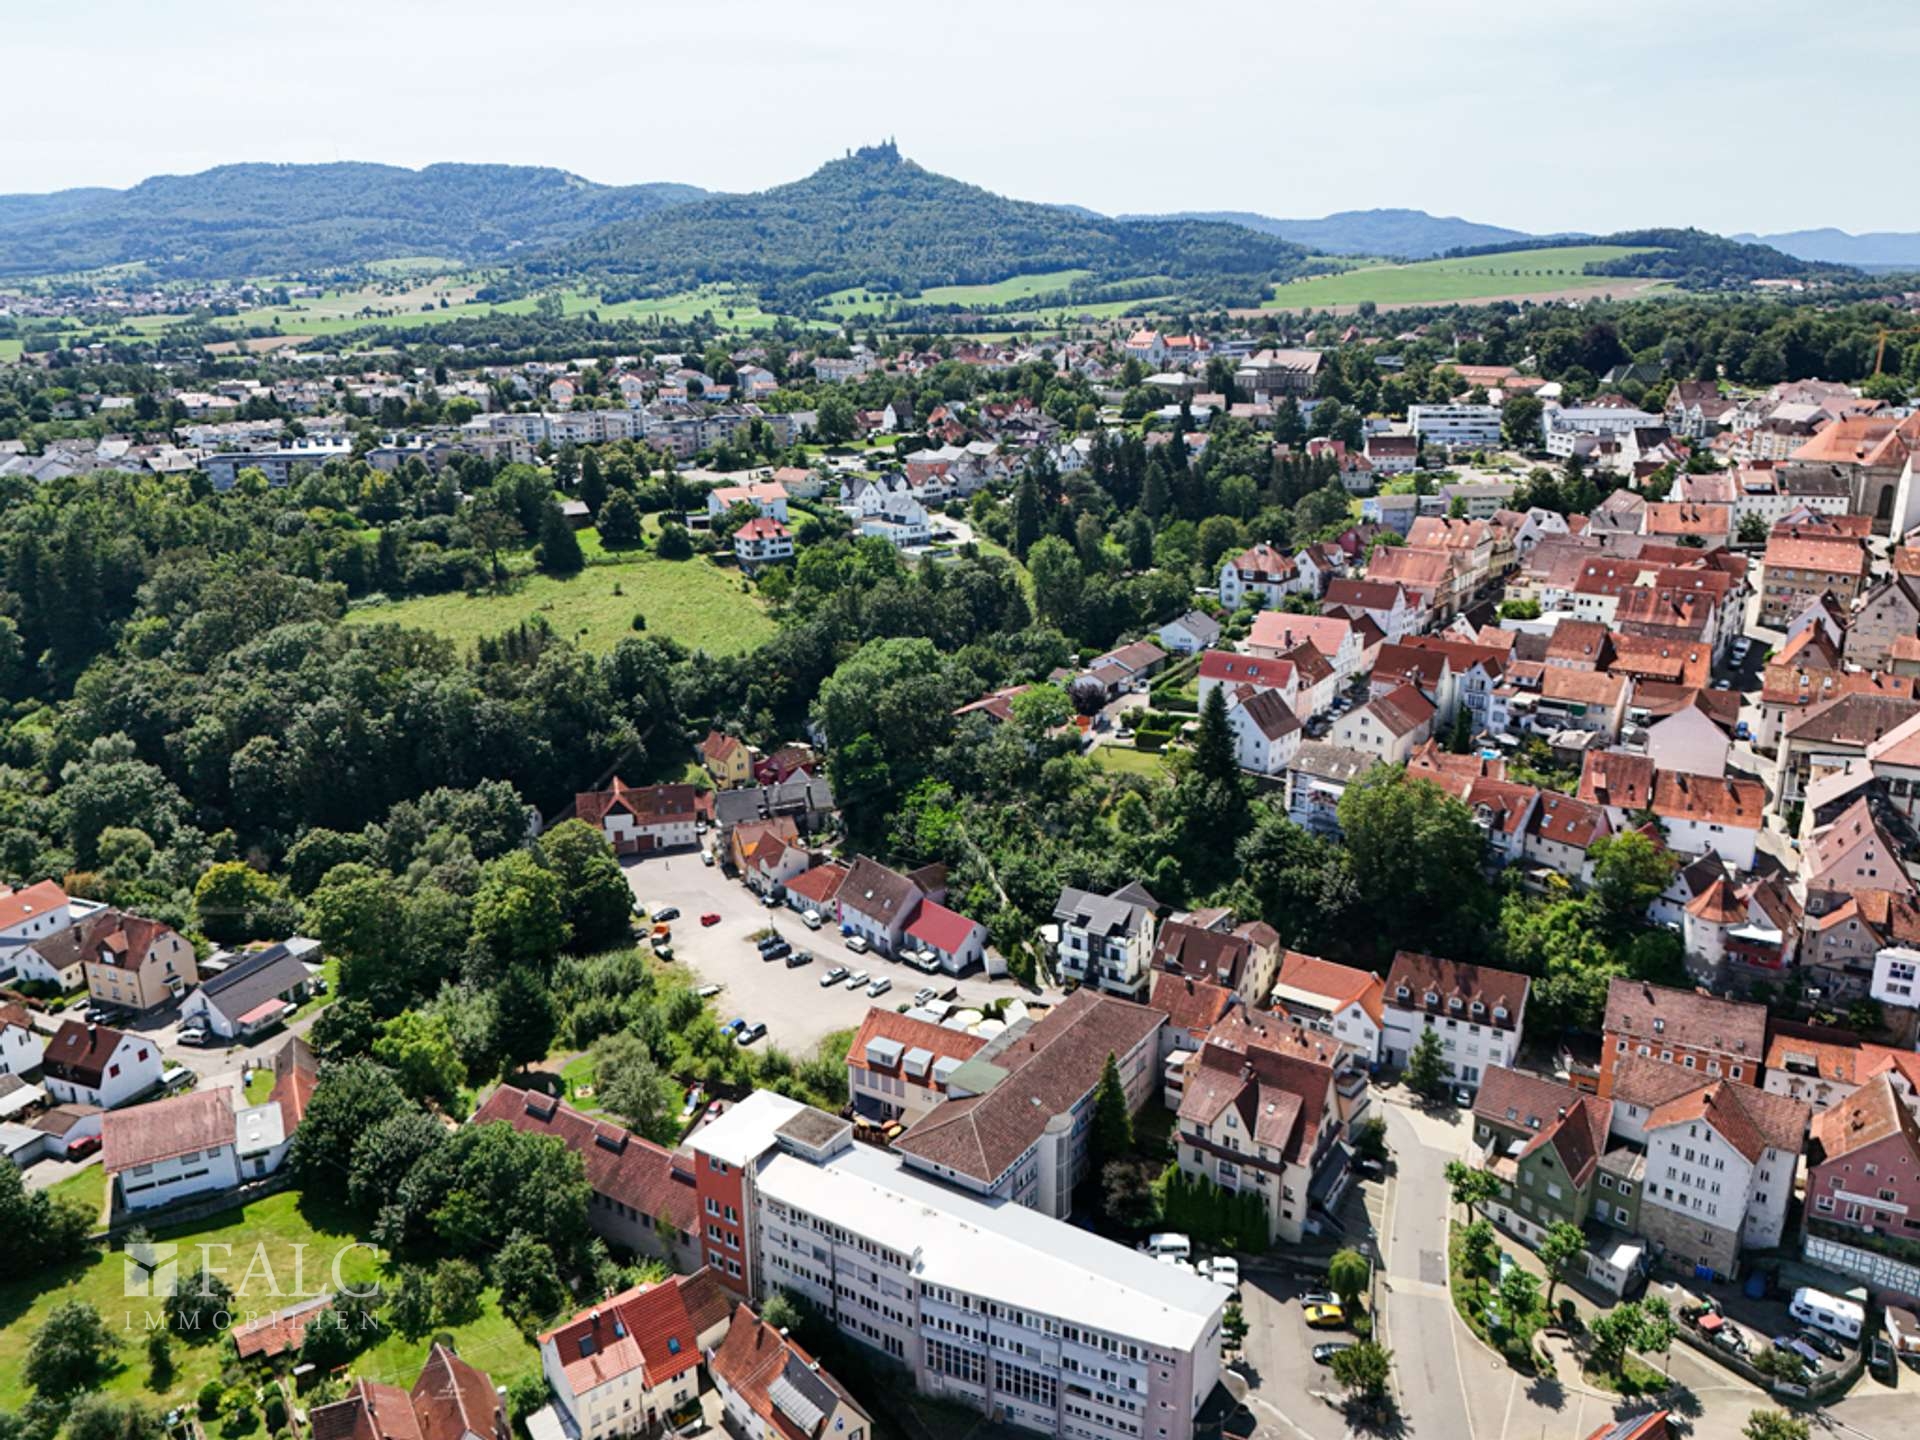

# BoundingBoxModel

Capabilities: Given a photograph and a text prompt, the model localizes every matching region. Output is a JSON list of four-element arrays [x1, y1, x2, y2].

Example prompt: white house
[[1051, 881, 1160, 999], [1218, 543, 1306, 609], [733, 517, 794, 570], [846, 1009, 989, 1125], [178, 943, 317, 1042], [0, 1001, 43, 1078], [102, 1089, 242, 1212], [1158, 611, 1222, 655], [1331, 684, 1435, 764], [540, 1271, 732, 1440], [1267, 951, 1387, 1065], [902, 901, 988, 975], [836, 857, 931, 958], [1381, 952, 1529, 1089], [1225, 686, 1302, 775], [41, 1021, 161, 1109], [1872, 946, 1920, 1011], [1409, 404, 1502, 450], [707, 482, 790, 523]]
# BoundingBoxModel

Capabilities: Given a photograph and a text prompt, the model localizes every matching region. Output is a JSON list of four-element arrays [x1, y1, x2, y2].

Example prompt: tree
[[1586, 1300, 1646, 1377], [193, 860, 291, 944], [64, 1397, 161, 1440], [1443, 1159, 1499, 1219], [1407, 1029, 1451, 1101], [1101, 1160, 1157, 1229], [1458, 1219, 1498, 1285], [164, 1265, 236, 1344], [1502, 395, 1545, 451], [1028, 537, 1084, 631], [599, 489, 644, 548], [1352, 1117, 1388, 1164], [431, 1258, 485, 1326], [1337, 769, 1489, 952], [372, 1011, 468, 1107], [1091, 1053, 1133, 1168], [299, 1307, 358, 1371], [1327, 1248, 1370, 1310], [291, 1057, 413, 1198], [145, 1328, 173, 1388], [1495, 1266, 1539, 1333], [536, 503, 585, 577], [0, 1157, 94, 1279], [1328, 1340, 1393, 1403], [470, 850, 570, 978], [466, 504, 522, 591], [592, 1030, 678, 1142], [1737, 511, 1770, 546], [1743, 1412, 1810, 1440], [539, 820, 634, 953], [1192, 683, 1237, 786], [490, 964, 559, 1075], [1588, 830, 1678, 933], [814, 392, 856, 445], [492, 1231, 568, 1331], [1536, 1220, 1586, 1310], [25, 1300, 119, 1396], [654, 519, 693, 559]]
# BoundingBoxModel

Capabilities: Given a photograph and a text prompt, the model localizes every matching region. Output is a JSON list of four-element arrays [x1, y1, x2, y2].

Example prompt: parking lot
[[620, 850, 1060, 1055]]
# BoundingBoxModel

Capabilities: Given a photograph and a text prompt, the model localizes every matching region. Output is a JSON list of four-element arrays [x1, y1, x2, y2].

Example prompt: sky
[[7, 0, 1919, 237]]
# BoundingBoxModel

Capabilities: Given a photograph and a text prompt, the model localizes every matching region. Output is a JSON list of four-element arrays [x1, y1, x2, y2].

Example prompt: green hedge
[[1153, 1164, 1270, 1253]]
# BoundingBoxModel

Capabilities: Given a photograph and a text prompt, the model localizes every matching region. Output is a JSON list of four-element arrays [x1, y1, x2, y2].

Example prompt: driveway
[[620, 851, 1057, 1056]]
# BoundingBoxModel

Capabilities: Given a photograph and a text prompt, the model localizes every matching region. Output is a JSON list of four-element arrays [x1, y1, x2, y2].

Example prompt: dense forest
[[1440, 227, 1854, 288], [0, 163, 708, 279]]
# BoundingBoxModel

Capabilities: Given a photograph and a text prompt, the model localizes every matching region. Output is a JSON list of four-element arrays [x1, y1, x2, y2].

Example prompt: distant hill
[[545, 143, 1311, 305], [1446, 228, 1855, 289], [0, 162, 708, 279], [1118, 207, 1545, 258], [1730, 227, 1920, 270]]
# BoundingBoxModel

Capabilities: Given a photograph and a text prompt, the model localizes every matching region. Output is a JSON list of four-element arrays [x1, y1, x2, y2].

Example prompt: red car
[[67, 1134, 101, 1159], [700, 913, 722, 927]]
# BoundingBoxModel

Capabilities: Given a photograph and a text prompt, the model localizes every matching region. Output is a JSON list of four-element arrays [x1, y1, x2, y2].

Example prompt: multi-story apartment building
[[1471, 1067, 1625, 1249], [1380, 952, 1529, 1090], [1151, 917, 1282, 1006], [1408, 404, 1502, 450], [1265, 951, 1386, 1064], [1052, 882, 1160, 999], [1173, 1009, 1360, 1244], [1597, 980, 1766, 1098], [1607, 1055, 1808, 1279], [1217, 543, 1306, 609], [687, 1093, 1226, 1440], [1758, 532, 1871, 627]]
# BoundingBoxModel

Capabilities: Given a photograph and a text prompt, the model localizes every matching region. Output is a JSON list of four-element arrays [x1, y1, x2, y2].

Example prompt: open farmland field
[[1264, 245, 1663, 310]]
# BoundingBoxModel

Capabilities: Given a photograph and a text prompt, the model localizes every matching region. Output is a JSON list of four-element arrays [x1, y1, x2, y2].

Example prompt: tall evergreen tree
[[1193, 684, 1237, 786], [535, 503, 585, 576]]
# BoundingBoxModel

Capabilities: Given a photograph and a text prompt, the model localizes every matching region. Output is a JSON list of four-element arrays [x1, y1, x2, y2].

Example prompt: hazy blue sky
[[8, 0, 1918, 235]]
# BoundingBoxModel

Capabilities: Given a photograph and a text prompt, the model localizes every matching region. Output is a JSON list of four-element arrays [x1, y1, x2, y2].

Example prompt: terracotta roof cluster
[[310, 1344, 506, 1440], [1474, 1066, 1610, 1188], [540, 1269, 729, 1394], [1385, 952, 1528, 1031], [1644, 1077, 1809, 1163], [1148, 971, 1238, 1038], [1602, 979, 1766, 1061], [1271, 951, 1385, 1027], [574, 779, 711, 830], [893, 988, 1163, 1183], [470, 1085, 697, 1233], [1177, 1009, 1339, 1168], [709, 1304, 868, 1440]]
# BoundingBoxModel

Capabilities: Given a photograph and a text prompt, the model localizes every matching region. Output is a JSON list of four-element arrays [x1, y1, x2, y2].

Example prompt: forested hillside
[[545, 143, 1312, 307], [0, 163, 707, 279]]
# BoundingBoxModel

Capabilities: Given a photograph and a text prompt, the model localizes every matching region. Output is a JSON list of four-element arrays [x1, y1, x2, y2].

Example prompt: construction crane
[[1872, 326, 1920, 376]]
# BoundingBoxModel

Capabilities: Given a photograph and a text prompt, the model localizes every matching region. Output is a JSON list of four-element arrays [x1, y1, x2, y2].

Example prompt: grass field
[[1266, 245, 1661, 309], [820, 270, 1094, 318], [1090, 745, 1171, 780], [0, 338, 20, 363], [346, 546, 776, 657], [0, 1189, 541, 1410]]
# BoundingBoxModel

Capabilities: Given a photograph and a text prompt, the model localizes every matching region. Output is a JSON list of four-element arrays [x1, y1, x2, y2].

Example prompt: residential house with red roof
[[1219, 542, 1308, 609], [709, 1304, 870, 1440], [845, 1008, 988, 1125], [102, 1071, 303, 1212], [1382, 952, 1529, 1090], [1267, 951, 1387, 1064], [1148, 972, 1237, 1103], [1598, 980, 1764, 1099], [1806, 1075, 1920, 1266], [539, 1270, 732, 1440], [1775, 691, 1920, 809], [903, 899, 988, 973], [734, 516, 794, 572], [1332, 682, 1435, 763], [1196, 649, 1297, 710], [1576, 751, 1763, 870], [0, 999, 43, 1079], [0, 880, 112, 991], [1521, 791, 1615, 886], [1152, 915, 1282, 1006], [1323, 576, 1420, 641], [310, 1344, 507, 1440], [1247, 611, 1366, 682], [574, 780, 711, 855], [1223, 685, 1302, 776], [1606, 1054, 1808, 1278], [470, 1085, 698, 1268], [782, 862, 849, 923], [1759, 530, 1871, 626], [1764, 1021, 1920, 1114], [730, 818, 811, 897], [1174, 1008, 1353, 1244]]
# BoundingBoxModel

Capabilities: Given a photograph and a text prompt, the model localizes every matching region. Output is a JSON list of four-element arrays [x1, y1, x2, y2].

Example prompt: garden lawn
[[0, 1190, 498, 1411], [1090, 746, 1171, 780], [48, 1164, 107, 1222], [1266, 245, 1662, 308], [345, 552, 774, 657]]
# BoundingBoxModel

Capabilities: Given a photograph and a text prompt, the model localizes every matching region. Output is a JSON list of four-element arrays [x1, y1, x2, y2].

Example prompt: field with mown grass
[[344, 544, 775, 657], [1266, 245, 1663, 308]]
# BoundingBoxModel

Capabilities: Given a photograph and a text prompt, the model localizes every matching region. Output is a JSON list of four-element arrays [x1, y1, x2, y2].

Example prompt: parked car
[[737, 1021, 767, 1045], [1452, 1085, 1474, 1108], [701, 850, 715, 866], [1201, 1257, 1240, 1294], [652, 923, 672, 939], [785, 949, 812, 968], [1312, 1342, 1352, 1365], [821, 966, 848, 987], [845, 934, 870, 954], [1139, 1233, 1191, 1261], [700, 913, 721, 927], [695, 984, 722, 999], [652, 943, 673, 961], [913, 986, 938, 1007], [867, 977, 892, 997], [761, 892, 781, 908], [1870, 1335, 1896, 1382], [845, 969, 870, 990], [1775, 1335, 1823, 1367], [653, 906, 680, 922], [1304, 1303, 1346, 1329], [1797, 1328, 1845, 1360], [721, 1018, 746, 1037], [765, 941, 792, 961], [177, 1025, 210, 1047], [1356, 1157, 1386, 1181], [1299, 1290, 1336, 1309], [67, 1133, 102, 1159]]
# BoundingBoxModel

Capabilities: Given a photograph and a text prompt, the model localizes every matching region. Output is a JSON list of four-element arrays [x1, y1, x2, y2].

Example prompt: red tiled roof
[[0, 879, 67, 932], [904, 900, 981, 956], [104, 1089, 233, 1173], [471, 1085, 696, 1232]]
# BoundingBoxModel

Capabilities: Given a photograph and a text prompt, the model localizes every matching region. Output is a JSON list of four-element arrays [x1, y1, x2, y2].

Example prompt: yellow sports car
[[1303, 1302, 1346, 1329]]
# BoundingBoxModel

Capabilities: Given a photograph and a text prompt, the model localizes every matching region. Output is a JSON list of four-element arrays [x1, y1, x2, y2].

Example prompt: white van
[[802, 910, 823, 930], [1790, 1286, 1863, 1341], [1140, 1233, 1192, 1262], [845, 933, 870, 955]]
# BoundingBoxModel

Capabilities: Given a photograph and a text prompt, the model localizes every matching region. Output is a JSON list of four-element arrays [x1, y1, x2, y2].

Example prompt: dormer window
[[1470, 1000, 1485, 1015], [1448, 996, 1463, 1012], [1397, 985, 1410, 1001], [1652, 1018, 1665, 1034], [1493, 1006, 1508, 1022], [1425, 990, 1439, 1006]]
